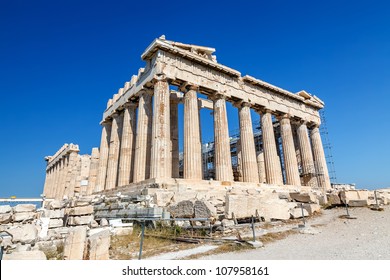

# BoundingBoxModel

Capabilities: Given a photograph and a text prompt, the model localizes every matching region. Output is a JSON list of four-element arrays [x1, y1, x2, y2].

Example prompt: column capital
[[210, 92, 227, 101], [153, 74, 168, 83], [307, 122, 320, 129], [277, 113, 291, 119], [233, 100, 251, 109], [180, 82, 199, 93], [257, 108, 273, 115], [123, 101, 137, 109]]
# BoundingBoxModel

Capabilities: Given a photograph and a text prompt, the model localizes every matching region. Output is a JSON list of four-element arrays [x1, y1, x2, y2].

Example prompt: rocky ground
[[197, 205, 390, 260]]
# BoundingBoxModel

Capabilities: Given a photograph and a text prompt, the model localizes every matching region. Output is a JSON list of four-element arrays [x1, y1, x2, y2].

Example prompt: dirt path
[[198, 206, 390, 260]]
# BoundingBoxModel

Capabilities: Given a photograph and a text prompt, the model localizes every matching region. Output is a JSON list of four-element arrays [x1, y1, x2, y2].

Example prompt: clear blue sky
[[1, 0, 389, 197]]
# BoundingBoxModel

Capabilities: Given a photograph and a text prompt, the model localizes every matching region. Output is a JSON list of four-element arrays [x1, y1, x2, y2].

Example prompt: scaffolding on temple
[[319, 109, 337, 183]]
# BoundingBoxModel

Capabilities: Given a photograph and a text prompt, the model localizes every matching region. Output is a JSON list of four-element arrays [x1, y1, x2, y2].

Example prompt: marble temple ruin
[[43, 36, 331, 202]]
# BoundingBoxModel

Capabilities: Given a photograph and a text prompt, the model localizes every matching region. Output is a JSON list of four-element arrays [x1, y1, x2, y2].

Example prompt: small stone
[[0, 213, 12, 224], [222, 219, 235, 227], [100, 218, 109, 227], [90, 220, 99, 228]]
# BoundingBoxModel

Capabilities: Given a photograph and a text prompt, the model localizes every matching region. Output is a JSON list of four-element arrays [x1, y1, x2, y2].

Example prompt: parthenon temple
[[43, 36, 331, 202]]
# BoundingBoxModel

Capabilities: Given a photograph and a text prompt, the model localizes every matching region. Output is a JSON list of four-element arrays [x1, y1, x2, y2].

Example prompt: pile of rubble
[[1, 187, 389, 260]]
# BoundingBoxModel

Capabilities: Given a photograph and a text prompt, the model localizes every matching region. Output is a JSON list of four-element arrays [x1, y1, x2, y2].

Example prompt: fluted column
[[150, 77, 171, 179], [133, 90, 153, 182], [59, 156, 69, 198], [260, 110, 283, 185], [296, 121, 317, 187], [118, 103, 137, 186], [55, 158, 65, 199], [43, 161, 51, 198], [256, 152, 266, 183], [170, 99, 180, 178], [183, 86, 202, 179], [213, 94, 233, 181], [105, 113, 122, 190], [87, 148, 100, 195], [238, 102, 259, 183], [95, 121, 112, 192], [279, 115, 301, 186], [67, 150, 79, 197], [310, 125, 331, 191]]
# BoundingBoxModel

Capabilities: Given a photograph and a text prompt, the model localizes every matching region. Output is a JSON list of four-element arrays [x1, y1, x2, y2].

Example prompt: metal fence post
[[138, 220, 145, 260]]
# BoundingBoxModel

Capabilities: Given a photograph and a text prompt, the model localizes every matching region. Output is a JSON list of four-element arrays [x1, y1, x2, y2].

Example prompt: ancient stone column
[[133, 90, 153, 182], [87, 148, 100, 195], [54, 159, 64, 199], [52, 163, 60, 199], [260, 110, 283, 185], [150, 76, 171, 179], [59, 156, 69, 199], [183, 86, 202, 179], [67, 150, 79, 198], [95, 121, 112, 192], [296, 121, 317, 187], [213, 94, 233, 181], [118, 103, 137, 186], [105, 113, 122, 190], [238, 102, 259, 183], [256, 152, 266, 183], [170, 98, 180, 178], [310, 125, 331, 191], [236, 139, 243, 182], [279, 115, 301, 186]]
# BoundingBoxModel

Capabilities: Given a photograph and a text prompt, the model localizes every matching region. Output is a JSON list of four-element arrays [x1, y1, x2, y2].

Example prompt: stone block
[[290, 192, 318, 203], [63, 226, 87, 260], [85, 229, 110, 260], [222, 219, 235, 227], [0, 205, 12, 214], [49, 200, 63, 209], [67, 215, 94, 226], [340, 190, 369, 205], [290, 208, 309, 219], [348, 200, 368, 207], [112, 227, 133, 236], [327, 193, 341, 205], [47, 227, 70, 239], [153, 190, 175, 207], [0, 213, 12, 224], [8, 224, 38, 244], [69, 205, 94, 216], [42, 209, 64, 219], [194, 200, 216, 218], [225, 191, 290, 221], [48, 218, 64, 228], [302, 203, 321, 215], [3, 251, 47, 260], [169, 200, 194, 218], [13, 204, 36, 213], [13, 211, 36, 222], [100, 218, 109, 227]]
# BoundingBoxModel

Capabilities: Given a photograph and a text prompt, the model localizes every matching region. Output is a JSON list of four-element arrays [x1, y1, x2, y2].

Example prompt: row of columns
[[43, 149, 80, 199], [94, 77, 331, 193]]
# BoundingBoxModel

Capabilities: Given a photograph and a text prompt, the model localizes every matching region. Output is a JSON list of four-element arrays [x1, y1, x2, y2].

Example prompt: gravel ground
[[198, 205, 390, 260]]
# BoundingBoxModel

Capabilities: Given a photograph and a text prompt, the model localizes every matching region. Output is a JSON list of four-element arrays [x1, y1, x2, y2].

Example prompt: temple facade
[[43, 36, 331, 200]]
